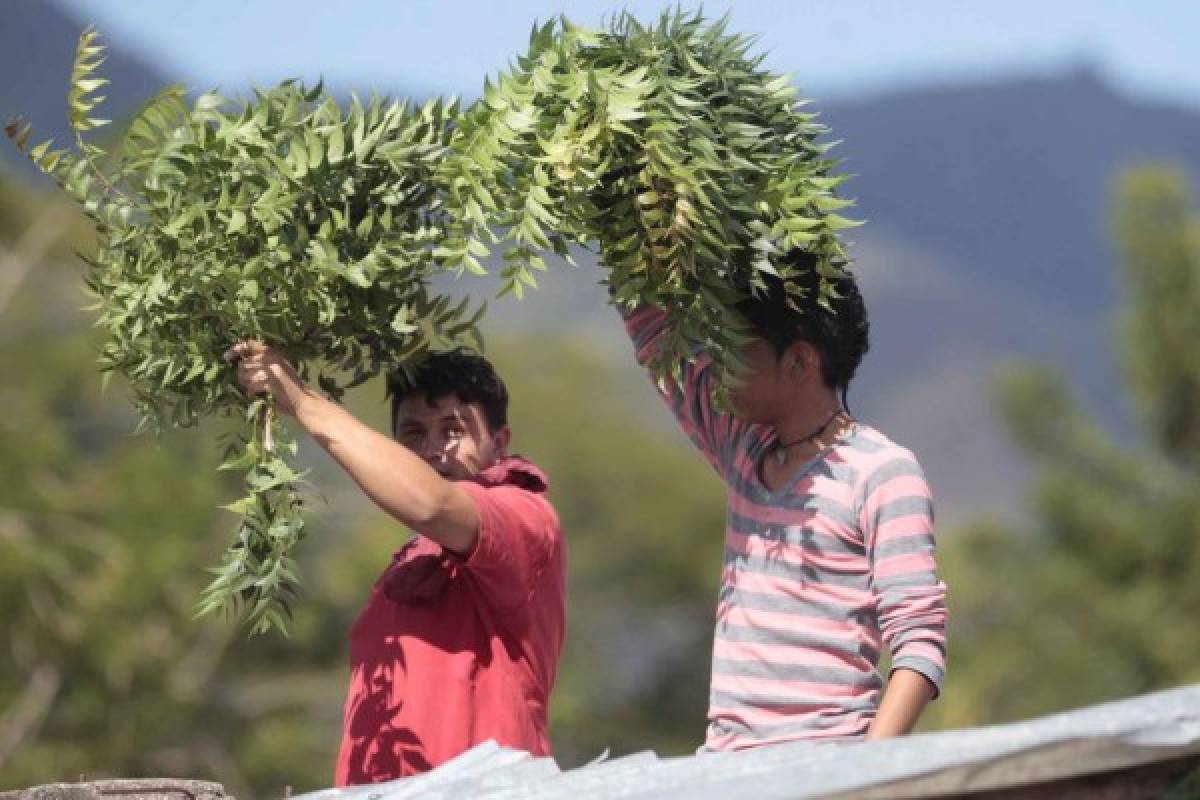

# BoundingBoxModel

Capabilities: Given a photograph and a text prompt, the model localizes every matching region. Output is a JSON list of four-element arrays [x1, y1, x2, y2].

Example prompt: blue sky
[[54, 0, 1200, 108]]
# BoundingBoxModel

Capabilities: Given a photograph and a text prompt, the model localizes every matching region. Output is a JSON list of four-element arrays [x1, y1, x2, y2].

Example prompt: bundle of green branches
[[442, 9, 859, 401], [8, 11, 858, 636], [6, 29, 482, 634]]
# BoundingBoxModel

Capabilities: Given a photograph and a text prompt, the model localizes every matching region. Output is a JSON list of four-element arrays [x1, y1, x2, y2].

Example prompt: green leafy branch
[[442, 10, 860, 400], [7, 29, 484, 635], [7, 11, 861, 634]]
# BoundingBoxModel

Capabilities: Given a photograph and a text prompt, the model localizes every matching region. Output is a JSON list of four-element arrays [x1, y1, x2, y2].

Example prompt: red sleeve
[[455, 481, 561, 611]]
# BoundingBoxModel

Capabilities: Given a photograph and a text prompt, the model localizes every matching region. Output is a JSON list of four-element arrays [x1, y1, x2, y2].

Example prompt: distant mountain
[[1, 2, 427, 183], [1, 2, 170, 179], [819, 73, 1200, 521], [826, 69, 1200, 310], [6, 1, 1199, 524]]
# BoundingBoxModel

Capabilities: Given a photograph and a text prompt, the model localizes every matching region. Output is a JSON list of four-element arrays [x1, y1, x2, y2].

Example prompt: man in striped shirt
[[620, 251, 947, 749]]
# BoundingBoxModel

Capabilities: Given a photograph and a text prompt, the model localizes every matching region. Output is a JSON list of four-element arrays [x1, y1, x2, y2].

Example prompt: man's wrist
[[288, 386, 322, 423]]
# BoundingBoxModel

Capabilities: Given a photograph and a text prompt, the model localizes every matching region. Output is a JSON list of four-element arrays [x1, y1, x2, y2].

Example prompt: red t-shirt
[[334, 456, 566, 785]]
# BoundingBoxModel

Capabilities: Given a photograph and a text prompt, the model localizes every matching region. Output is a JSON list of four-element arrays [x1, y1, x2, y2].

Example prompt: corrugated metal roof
[[294, 683, 1200, 799]]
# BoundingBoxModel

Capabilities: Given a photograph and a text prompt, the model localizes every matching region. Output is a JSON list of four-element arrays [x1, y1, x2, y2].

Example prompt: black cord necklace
[[771, 408, 845, 466]]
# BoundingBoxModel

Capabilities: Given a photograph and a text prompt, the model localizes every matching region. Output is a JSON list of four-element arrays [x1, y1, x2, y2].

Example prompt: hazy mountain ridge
[[6, 1, 1200, 524], [1, 2, 170, 177], [824, 68, 1200, 309]]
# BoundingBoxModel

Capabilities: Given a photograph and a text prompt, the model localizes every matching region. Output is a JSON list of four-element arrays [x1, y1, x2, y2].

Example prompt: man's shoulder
[[841, 423, 925, 476], [471, 455, 552, 494], [462, 456, 562, 535]]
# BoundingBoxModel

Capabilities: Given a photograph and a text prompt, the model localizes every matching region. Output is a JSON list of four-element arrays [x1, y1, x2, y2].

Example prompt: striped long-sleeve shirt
[[624, 306, 948, 750]]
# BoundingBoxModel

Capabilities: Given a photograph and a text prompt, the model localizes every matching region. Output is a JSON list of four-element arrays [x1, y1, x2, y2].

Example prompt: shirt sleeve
[[454, 481, 561, 613], [621, 304, 745, 476], [859, 450, 948, 694]]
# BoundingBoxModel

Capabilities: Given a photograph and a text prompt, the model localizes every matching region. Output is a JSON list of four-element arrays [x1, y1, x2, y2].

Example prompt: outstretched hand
[[224, 341, 313, 417]]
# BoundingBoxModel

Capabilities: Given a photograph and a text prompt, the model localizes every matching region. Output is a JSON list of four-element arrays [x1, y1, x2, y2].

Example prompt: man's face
[[394, 394, 507, 480], [729, 338, 787, 422]]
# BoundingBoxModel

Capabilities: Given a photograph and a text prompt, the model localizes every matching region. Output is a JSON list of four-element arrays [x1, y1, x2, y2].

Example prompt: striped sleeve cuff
[[891, 655, 945, 698]]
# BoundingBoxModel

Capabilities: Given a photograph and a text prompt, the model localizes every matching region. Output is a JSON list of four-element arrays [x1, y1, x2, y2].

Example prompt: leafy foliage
[[1112, 167, 1200, 467], [0, 288, 352, 793], [6, 12, 858, 633], [6, 28, 483, 634], [0, 255, 724, 792], [927, 164, 1200, 729], [443, 9, 857, 401]]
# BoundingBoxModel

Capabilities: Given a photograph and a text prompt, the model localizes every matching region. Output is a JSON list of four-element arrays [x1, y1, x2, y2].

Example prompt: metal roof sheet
[[293, 683, 1200, 800]]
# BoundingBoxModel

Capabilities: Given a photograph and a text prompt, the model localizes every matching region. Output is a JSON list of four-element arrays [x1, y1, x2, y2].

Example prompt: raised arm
[[620, 304, 745, 475], [225, 341, 480, 553]]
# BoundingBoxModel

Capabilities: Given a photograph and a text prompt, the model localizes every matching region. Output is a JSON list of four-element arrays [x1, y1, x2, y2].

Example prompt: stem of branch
[[0, 664, 62, 768]]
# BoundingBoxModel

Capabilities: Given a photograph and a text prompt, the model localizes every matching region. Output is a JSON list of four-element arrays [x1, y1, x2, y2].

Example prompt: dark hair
[[733, 250, 870, 407], [386, 348, 509, 435]]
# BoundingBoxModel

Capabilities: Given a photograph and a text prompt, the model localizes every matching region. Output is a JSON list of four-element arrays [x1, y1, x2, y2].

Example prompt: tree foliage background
[[922, 164, 1200, 729], [0, 165, 727, 793], [2, 27, 1199, 794], [4, 153, 1198, 796]]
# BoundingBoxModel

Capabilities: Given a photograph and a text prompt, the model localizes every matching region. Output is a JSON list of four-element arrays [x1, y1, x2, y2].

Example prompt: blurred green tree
[[0, 167, 726, 792], [9, 157, 1198, 795], [0, 174, 352, 796], [928, 163, 1200, 729]]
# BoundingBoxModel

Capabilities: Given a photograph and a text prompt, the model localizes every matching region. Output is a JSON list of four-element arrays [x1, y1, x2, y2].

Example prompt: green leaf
[[220, 496, 258, 516], [194, 92, 226, 112], [227, 209, 247, 234], [327, 124, 345, 163]]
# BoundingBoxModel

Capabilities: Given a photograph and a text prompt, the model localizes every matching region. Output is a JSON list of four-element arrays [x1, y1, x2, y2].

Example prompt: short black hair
[[733, 250, 870, 406], [386, 348, 509, 435]]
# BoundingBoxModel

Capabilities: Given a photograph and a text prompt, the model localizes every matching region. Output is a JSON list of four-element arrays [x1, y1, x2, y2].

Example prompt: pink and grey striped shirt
[[625, 306, 948, 750]]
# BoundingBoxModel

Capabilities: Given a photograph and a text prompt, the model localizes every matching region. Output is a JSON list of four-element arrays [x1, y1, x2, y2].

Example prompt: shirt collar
[[469, 455, 549, 493]]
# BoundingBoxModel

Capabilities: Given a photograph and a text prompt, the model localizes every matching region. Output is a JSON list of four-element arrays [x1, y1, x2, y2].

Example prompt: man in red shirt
[[226, 343, 566, 785]]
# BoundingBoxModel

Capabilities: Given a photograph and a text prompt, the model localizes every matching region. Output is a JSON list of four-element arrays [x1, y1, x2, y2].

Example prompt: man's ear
[[492, 425, 512, 457], [786, 340, 821, 383]]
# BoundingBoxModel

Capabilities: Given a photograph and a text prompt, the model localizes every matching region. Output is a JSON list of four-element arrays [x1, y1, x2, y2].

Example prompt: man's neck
[[770, 388, 844, 446]]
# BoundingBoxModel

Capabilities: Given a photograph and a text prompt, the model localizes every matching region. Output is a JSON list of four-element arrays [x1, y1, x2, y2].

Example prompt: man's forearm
[[865, 668, 937, 740], [293, 392, 479, 552]]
